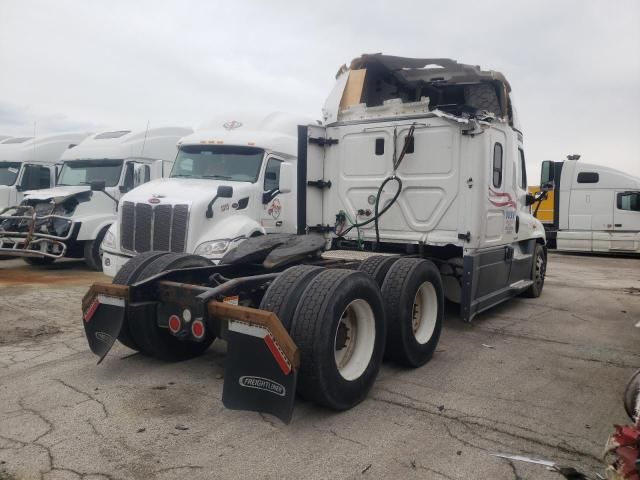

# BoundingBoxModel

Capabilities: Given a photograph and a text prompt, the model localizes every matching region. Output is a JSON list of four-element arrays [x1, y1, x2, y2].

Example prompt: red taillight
[[168, 314, 181, 334], [191, 320, 205, 339]]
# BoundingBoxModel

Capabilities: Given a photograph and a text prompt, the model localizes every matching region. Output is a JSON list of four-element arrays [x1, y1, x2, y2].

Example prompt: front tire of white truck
[[84, 227, 109, 271], [522, 243, 546, 298], [381, 258, 444, 368], [290, 269, 386, 411]]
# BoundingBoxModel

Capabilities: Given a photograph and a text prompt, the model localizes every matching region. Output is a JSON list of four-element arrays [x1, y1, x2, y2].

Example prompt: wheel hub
[[333, 299, 376, 381], [335, 321, 350, 350], [412, 281, 438, 345]]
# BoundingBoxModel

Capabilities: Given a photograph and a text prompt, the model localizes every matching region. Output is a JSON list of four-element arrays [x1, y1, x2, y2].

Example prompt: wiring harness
[[336, 125, 416, 245]]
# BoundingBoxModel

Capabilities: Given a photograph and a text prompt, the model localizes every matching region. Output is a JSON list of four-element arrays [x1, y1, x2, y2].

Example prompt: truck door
[[612, 191, 640, 251], [260, 155, 287, 234], [484, 130, 513, 246], [516, 148, 529, 218]]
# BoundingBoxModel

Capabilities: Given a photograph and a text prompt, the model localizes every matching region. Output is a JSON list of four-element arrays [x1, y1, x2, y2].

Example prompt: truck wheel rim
[[334, 299, 376, 381], [412, 282, 438, 344], [534, 253, 545, 287]]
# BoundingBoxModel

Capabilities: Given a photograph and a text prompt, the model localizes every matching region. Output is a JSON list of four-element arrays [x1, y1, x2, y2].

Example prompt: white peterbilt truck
[[0, 133, 91, 210], [538, 156, 640, 254], [82, 55, 547, 423], [0, 127, 192, 269], [100, 113, 311, 276]]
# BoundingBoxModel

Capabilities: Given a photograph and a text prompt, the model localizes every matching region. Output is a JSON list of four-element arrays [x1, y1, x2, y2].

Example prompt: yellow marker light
[[216, 141, 224, 144]]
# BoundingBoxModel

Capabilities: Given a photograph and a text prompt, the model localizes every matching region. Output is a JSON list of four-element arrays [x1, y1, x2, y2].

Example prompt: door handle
[[615, 224, 622, 227], [276, 221, 283, 227]]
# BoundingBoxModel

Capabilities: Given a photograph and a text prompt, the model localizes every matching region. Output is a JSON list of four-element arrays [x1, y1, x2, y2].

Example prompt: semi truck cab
[[81, 55, 550, 423], [101, 113, 311, 276], [536, 156, 640, 253], [0, 134, 91, 210], [0, 127, 192, 269]]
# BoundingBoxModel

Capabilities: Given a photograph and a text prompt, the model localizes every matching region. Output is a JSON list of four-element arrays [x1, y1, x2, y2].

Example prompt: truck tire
[[357, 255, 400, 287], [290, 269, 386, 410], [259, 265, 324, 330], [112, 251, 170, 351], [23, 257, 56, 266], [522, 243, 546, 298], [129, 253, 215, 361], [464, 83, 501, 115], [84, 227, 109, 271], [624, 369, 640, 421], [381, 258, 443, 367]]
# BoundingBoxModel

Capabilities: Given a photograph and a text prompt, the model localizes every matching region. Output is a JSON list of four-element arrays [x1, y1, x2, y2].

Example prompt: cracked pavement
[[0, 253, 639, 479]]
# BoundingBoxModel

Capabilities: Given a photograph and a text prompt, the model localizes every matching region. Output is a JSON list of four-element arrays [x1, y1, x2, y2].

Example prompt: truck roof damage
[[325, 54, 514, 126]]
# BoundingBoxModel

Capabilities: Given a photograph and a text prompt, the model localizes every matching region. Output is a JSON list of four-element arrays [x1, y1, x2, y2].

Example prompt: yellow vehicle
[[528, 185, 556, 247], [528, 186, 554, 223]]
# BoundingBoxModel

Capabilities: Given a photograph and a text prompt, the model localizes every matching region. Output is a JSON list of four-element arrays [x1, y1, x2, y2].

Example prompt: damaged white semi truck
[[0, 133, 91, 210], [0, 127, 192, 269], [82, 55, 547, 423]]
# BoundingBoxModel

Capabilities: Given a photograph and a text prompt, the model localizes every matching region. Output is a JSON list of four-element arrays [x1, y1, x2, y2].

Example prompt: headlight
[[194, 239, 230, 256], [102, 229, 116, 249]]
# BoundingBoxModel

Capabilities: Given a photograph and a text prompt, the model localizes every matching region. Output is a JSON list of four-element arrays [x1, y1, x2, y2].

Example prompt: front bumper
[[0, 205, 77, 259], [102, 250, 132, 278]]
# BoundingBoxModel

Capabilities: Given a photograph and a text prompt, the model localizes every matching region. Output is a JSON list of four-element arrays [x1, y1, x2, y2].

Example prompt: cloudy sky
[[1, 0, 638, 181]]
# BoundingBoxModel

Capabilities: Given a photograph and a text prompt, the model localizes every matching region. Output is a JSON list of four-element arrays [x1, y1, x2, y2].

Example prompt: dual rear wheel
[[258, 256, 444, 410]]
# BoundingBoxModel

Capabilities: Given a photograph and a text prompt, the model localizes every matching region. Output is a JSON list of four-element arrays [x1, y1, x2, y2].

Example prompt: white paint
[[0, 127, 191, 262], [0, 133, 91, 209], [102, 113, 314, 277], [556, 160, 640, 253]]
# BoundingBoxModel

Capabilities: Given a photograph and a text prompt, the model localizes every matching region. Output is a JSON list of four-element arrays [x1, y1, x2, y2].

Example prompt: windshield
[[57, 159, 124, 187], [0, 162, 21, 186], [171, 145, 264, 183]]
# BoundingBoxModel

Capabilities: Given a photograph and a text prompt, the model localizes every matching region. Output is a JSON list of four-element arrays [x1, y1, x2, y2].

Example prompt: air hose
[[337, 125, 415, 243]]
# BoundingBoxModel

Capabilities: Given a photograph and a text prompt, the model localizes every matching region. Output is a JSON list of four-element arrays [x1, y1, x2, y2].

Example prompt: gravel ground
[[0, 253, 639, 480]]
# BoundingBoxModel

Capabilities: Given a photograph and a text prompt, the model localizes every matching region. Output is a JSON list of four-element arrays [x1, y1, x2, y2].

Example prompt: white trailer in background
[[0, 133, 90, 210], [0, 127, 192, 269], [539, 156, 640, 254], [101, 113, 312, 276]]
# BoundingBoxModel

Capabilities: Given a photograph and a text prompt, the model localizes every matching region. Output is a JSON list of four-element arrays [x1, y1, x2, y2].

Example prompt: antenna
[[141, 120, 150, 157], [33, 121, 37, 160]]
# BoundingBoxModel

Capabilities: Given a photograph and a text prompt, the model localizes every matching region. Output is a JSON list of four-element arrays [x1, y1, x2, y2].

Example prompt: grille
[[120, 201, 189, 254]]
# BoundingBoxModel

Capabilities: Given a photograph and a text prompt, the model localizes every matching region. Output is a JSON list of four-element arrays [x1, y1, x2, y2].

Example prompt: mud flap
[[82, 295, 126, 364], [222, 321, 297, 424]]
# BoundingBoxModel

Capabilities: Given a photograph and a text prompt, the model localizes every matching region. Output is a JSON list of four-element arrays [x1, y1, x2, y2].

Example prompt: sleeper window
[[493, 143, 503, 188]]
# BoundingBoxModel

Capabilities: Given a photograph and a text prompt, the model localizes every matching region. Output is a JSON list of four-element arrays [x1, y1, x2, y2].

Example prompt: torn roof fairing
[[323, 54, 515, 125], [349, 54, 511, 92]]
